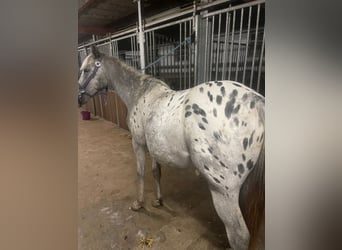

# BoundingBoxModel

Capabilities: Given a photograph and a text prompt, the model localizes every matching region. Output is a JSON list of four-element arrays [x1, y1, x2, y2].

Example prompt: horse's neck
[[105, 57, 146, 110]]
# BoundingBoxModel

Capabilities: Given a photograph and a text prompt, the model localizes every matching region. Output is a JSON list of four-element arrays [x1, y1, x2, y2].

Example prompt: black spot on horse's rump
[[242, 154, 246, 161], [213, 132, 220, 140], [213, 177, 220, 184], [204, 165, 209, 170], [178, 95, 184, 100], [198, 123, 205, 130], [256, 136, 260, 142], [207, 91, 213, 102], [249, 130, 255, 147], [233, 171, 237, 175], [250, 100, 255, 109], [201, 148, 205, 153], [219, 161, 226, 168], [185, 105, 191, 110], [242, 93, 248, 101], [133, 119, 136, 123], [238, 164, 245, 174], [239, 174, 241, 178], [209, 83, 213, 87], [233, 117, 239, 126], [134, 112, 136, 115], [220, 86, 226, 96], [192, 104, 206, 117], [225, 186, 229, 190], [243, 138, 248, 150], [185, 111, 192, 118], [214, 155, 219, 160], [225, 99, 235, 119], [232, 83, 241, 87], [199, 87, 203, 93], [247, 159, 254, 170], [216, 81, 223, 86], [208, 147, 213, 154], [233, 104, 240, 114], [213, 108, 217, 117], [195, 139, 198, 142], [220, 175, 225, 179], [185, 99, 189, 104], [231, 89, 238, 98], [216, 95, 222, 105], [202, 117, 208, 124]]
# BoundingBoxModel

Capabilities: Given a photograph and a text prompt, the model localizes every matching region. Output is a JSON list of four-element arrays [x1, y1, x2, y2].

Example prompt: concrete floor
[[78, 112, 258, 250]]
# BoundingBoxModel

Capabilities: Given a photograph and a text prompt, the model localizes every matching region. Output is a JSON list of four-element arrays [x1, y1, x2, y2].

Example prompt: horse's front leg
[[151, 158, 162, 207], [131, 139, 145, 211]]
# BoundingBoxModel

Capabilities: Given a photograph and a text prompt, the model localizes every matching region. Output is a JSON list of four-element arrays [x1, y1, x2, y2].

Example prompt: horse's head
[[78, 46, 108, 106]]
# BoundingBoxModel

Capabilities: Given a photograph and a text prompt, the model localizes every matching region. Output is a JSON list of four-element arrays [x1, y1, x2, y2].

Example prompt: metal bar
[[179, 23, 182, 90], [209, 16, 215, 81], [242, 6, 252, 84], [228, 10, 236, 80], [144, 0, 234, 29], [222, 12, 230, 80], [204, 17, 209, 82], [152, 31, 156, 75], [235, 8, 244, 81], [215, 13, 222, 81], [193, 14, 199, 85], [188, 20, 191, 88], [184, 22, 187, 89], [137, 0, 146, 73], [257, 32, 265, 92], [203, 0, 264, 18], [250, 4, 260, 88]]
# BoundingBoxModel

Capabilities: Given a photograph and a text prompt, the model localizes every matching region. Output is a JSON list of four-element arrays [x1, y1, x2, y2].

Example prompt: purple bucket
[[81, 111, 91, 120]]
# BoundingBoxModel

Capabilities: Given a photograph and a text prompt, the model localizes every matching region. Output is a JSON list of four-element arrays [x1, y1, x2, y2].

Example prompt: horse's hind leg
[[210, 187, 250, 250], [131, 139, 145, 211], [151, 158, 162, 207]]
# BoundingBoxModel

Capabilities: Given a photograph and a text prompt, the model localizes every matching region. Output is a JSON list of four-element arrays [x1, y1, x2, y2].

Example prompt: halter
[[78, 60, 108, 100]]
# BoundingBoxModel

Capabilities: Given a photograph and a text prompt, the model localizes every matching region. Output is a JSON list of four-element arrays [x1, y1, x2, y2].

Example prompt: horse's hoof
[[152, 199, 163, 208], [130, 200, 143, 211]]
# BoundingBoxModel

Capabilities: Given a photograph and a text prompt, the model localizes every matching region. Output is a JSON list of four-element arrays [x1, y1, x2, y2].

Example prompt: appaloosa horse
[[78, 46, 265, 250]]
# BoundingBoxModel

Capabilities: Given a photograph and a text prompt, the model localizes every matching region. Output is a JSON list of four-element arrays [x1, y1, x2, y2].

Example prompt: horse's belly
[[145, 120, 191, 168]]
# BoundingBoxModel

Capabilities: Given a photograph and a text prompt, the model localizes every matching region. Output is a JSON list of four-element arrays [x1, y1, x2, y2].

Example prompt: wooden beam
[[78, 0, 104, 16], [78, 25, 115, 34]]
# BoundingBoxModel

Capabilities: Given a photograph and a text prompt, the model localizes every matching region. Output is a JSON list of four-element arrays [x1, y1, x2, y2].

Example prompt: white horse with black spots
[[78, 46, 265, 250]]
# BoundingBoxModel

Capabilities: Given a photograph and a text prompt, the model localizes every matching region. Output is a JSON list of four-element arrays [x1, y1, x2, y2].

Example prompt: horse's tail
[[240, 138, 265, 249]]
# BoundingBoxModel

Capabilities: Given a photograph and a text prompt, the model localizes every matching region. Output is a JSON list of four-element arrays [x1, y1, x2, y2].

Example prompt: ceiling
[[78, 0, 195, 44]]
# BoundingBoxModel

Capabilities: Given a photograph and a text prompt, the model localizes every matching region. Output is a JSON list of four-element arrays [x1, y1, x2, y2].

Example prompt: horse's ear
[[90, 46, 101, 59]]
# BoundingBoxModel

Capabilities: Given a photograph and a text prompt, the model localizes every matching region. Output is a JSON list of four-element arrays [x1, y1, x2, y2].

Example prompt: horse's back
[[183, 81, 264, 188]]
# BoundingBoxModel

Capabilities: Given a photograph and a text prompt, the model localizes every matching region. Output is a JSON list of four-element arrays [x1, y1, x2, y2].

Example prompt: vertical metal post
[[257, 32, 265, 92], [235, 8, 244, 81], [242, 6, 252, 84], [209, 16, 215, 81], [137, 0, 146, 73], [228, 10, 236, 80], [222, 12, 231, 80], [215, 14, 221, 81], [184, 22, 187, 89], [193, 14, 199, 85], [179, 23, 182, 90], [188, 20, 192, 88], [204, 17, 209, 81], [250, 4, 260, 88]]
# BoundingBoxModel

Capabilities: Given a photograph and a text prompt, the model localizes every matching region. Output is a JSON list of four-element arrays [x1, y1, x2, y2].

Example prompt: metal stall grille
[[144, 17, 195, 90], [199, 0, 265, 94]]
